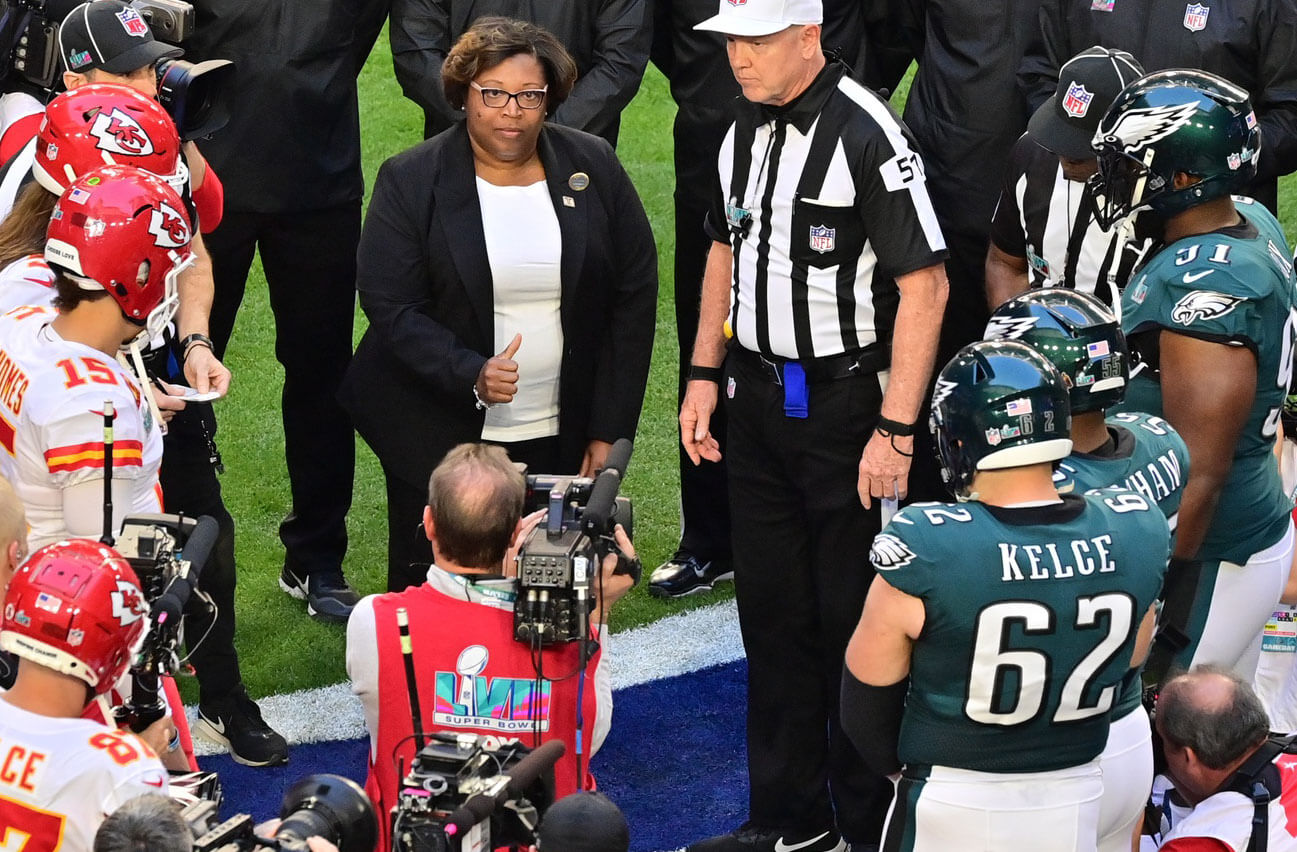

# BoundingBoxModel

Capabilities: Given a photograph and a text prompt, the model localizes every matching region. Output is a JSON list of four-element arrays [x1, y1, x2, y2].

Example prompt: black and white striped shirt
[[706, 61, 947, 360], [990, 134, 1151, 307]]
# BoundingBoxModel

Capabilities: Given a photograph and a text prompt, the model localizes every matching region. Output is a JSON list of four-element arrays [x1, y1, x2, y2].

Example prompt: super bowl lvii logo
[[434, 644, 552, 732]]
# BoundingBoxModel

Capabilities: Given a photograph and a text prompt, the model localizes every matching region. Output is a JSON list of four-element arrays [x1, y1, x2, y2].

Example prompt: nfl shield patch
[[809, 225, 835, 254], [985, 428, 1003, 446], [1062, 82, 1094, 118], [1228, 152, 1242, 170], [1183, 3, 1209, 30], [117, 7, 149, 36]]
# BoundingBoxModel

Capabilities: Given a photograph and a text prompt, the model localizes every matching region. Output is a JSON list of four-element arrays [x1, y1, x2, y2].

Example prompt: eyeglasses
[[470, 81, 548, 110]]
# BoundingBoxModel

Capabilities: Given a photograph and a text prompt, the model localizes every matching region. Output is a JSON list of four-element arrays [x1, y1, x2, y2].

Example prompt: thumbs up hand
[[475, 333, 522, 405]]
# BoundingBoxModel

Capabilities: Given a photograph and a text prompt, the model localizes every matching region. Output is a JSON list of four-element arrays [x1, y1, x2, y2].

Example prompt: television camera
[[513, 438, 639, 645]]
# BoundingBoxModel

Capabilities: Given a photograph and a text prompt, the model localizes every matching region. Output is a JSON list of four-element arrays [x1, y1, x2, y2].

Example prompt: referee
[[679, 0, 948, 847], [986, 47, 1150, 310]]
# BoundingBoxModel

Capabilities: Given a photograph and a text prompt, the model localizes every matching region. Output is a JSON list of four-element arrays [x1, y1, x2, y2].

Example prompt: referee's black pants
[[724, 350, 893, 841], [204, 204, 359, 580], [670, 103, 731, 563]]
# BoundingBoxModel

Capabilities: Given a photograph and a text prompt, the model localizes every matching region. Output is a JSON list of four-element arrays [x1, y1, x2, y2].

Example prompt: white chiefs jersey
[[0, 305, 163, 549], [0, 256, 56, 317], [0, 700, 167, 852]]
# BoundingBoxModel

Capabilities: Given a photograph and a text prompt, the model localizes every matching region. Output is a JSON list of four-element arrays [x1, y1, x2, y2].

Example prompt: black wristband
[[687, 365, 724, 384], [876, 416, 915, 437], [179, 333, 213, 360]]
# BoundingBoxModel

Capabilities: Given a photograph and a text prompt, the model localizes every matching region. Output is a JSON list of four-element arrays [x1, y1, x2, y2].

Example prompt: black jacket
[[390, 0, 651, 145], [339, 122, 658, 488], [183, 0, 390, 213], [1018, 0, 1297, 209]]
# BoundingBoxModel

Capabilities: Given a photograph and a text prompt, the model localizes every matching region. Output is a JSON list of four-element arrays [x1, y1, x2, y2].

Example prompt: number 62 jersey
[[871, 491, 1169, 772], [0, 305, 163, 549]]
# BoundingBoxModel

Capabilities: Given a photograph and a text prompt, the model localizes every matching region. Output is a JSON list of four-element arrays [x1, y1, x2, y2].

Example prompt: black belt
[[730, 344, 889, 384]]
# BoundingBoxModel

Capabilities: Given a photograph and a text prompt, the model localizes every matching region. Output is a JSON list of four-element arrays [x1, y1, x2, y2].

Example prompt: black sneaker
[[195, 686, 289, 767], [687, 824, 844, 852], [279, 565, 359, 623], [649, 553, 734, 598]]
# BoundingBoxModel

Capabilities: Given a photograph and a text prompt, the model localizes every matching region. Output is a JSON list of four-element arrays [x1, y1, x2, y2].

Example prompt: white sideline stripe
[[186, 598, 742, 756]]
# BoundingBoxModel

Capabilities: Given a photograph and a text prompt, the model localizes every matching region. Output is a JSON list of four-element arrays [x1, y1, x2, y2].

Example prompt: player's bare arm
[[858, 262, 947, 508], [679, 239, 732, 465], [984, 243, 1031, 311], [845, 573, 924, 686], [1159, 330, 1256, 559]]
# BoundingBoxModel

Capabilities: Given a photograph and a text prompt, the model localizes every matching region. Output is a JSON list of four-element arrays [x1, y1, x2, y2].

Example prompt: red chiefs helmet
[[32, 83, 185, 195], [44, 164, 193, 338], [0, 539, 149, 695]]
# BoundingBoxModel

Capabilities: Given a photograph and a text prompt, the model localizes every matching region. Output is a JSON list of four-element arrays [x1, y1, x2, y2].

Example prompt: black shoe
[[687, 825, 844, 852], [649, 552, 733, 598], [279, 565, 359, 622], [195, 686, 289, 767]]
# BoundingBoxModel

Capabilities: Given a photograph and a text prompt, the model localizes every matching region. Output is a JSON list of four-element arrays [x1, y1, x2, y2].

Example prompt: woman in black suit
[[341, 17, 657, 591]]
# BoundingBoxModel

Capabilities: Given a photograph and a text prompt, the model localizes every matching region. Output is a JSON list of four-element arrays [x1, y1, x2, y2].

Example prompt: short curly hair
[[442, 16, 578, 116]]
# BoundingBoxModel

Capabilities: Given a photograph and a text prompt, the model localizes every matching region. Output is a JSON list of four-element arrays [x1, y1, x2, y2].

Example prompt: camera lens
[[277, 775, 378, 852]]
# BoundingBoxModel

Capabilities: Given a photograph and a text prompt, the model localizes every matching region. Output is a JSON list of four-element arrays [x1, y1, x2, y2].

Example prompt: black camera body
[[391, 734, 551, 852], [184, 774, 377, 852], [512, 438, 638, 645]]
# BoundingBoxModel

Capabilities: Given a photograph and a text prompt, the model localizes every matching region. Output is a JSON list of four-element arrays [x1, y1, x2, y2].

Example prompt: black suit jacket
[[340, 122, 657, 489]]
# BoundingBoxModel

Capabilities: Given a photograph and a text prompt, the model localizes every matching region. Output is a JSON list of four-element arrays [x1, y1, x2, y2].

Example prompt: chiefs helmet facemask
[[33, 83, 187, 195], [0, 539, 149, 696]]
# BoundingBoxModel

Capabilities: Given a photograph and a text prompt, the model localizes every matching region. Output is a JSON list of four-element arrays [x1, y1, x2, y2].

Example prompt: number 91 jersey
[[1120, 198, 1297, 564], [872, 492, 1169, 772]]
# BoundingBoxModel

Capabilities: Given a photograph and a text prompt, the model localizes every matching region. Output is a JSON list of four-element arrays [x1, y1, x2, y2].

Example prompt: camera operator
[[346, 443, 634, 852], [0, 540, 169, 852], [94, 794, 192, 852], [535, 792, 630, 852]]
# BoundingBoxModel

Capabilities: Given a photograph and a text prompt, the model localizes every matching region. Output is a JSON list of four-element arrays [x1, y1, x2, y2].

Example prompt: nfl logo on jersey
[[809, 225, 835, 254], [1062, 82, 1093, 118], [1183, 3, 1209, 30]]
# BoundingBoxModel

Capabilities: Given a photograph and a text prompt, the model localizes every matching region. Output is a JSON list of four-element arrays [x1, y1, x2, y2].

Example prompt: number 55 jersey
[[0, 305, 163, 549], [872, 491, 1169, 771]]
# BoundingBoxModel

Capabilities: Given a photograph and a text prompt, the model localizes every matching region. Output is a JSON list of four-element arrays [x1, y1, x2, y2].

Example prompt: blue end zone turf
[[203, 659, 749, 850]]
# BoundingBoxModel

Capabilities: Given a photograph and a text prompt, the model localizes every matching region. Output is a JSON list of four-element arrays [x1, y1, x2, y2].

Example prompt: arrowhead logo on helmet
[[89, 108, 155, 157], [148, 201, 190, 249], [110, 579, 146, 626]]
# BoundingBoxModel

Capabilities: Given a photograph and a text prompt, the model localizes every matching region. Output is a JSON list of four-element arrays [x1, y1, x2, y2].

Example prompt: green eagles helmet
[[984, 289, 1128, 414], [1090, 69, 1260, 228], [930, 340, 1073, 496]]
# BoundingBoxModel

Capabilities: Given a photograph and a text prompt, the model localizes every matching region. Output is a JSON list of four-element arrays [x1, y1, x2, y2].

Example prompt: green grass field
[[205, 35, 1296, 703]]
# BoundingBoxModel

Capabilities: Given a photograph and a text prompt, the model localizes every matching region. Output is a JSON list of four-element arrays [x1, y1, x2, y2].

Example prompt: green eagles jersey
[[1054, 411, 1188, 717], [1055, 412, 1190, 524], [873, 493, 1169, 773], [1120, 199, 1296, 563]]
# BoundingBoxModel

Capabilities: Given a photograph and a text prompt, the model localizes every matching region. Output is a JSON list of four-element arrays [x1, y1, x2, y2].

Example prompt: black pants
[[671, 103, 732, 562], [158, 402, 240, 705], [725, 350, 892, 842], [383, 436, 561, 592], [203, 204, 360, 577]]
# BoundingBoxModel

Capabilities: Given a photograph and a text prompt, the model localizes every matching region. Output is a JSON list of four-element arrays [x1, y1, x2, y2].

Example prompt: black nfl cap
[[1027, 46, 1144, 160], [59, 1, 182, 75], [537, 792, 630, 852]]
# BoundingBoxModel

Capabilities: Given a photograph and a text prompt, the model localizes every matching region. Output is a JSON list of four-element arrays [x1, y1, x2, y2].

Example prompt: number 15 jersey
[[0, 306, 163, 549], [871, 492, 1169, 772]]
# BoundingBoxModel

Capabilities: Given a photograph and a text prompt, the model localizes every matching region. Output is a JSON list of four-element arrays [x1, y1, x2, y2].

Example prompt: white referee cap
[[695, 0, 824, 37]]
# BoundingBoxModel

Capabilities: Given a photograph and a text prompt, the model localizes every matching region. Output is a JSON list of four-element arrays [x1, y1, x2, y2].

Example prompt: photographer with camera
[[94, 793, 346, 852], [346, 443, 634, 852], [0, 540, 170, 852]]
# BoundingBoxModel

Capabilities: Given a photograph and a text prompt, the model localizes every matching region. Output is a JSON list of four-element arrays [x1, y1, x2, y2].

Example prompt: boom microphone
[[583, 438, 632, 535], [442, 739, 566, 835], [152, 514, 218, 623]]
